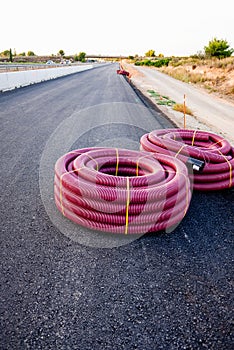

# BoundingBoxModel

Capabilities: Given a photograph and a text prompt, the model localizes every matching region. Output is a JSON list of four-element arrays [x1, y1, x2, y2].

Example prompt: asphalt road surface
[[0, 63, 233, 349]]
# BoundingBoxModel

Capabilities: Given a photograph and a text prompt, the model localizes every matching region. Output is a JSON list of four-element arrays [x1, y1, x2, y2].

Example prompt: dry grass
[[159, 57, 234, 102], [169, 56, 234, 69], [173, 103, 193, 116], [161, 66, 209, 84]]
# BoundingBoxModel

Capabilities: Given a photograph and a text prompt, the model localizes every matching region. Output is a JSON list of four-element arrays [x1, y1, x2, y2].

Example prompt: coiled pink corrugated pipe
[[54, 147, 191, 234], [140, 129, 234, 191]]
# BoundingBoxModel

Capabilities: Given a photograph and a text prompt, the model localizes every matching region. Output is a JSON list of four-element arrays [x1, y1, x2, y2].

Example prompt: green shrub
[[147, 90, 176, 106], [204, 38, 234, 58], [27, 51, 36, 56], [135, 58, 170, 67]]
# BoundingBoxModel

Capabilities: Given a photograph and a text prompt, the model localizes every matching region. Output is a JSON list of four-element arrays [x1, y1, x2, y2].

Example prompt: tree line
[[1, 38, 233, 63], [144, 38, 233, 59], [0, 49, 86, 62]]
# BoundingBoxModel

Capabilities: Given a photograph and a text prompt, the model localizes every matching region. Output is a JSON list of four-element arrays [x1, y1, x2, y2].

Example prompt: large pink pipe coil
[[140, 129, 234, 191], [54, 147, 191, 234]]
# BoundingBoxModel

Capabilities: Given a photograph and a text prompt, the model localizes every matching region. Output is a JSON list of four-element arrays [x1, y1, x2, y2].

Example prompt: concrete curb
[[0, 64, 93, 92]]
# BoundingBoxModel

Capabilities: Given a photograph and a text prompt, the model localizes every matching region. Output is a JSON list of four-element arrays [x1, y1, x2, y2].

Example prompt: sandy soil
[[161, 62, 234, 104]]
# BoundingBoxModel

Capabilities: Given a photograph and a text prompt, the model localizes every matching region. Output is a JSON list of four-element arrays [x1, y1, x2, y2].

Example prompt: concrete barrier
[[0, 64, 93, 92]]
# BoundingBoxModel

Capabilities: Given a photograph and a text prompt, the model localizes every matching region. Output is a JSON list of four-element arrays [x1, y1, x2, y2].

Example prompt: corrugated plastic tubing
[[140, 129, 234, 191], [54, 147, 191, 234]]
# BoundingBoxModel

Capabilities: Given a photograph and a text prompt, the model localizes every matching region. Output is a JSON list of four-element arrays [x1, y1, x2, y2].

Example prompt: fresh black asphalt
[[0, 63, 233, 349]]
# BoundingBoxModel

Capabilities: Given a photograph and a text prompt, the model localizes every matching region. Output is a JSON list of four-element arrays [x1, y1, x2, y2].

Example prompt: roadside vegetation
[[147, 90, 176, 106], [0, 48, 87, 64], [147, 90, 194, 116], [172, 103, 193, 116], [135, 58, 170, 68], [158, 56, 234, 98], [130, 38, 234, 101]]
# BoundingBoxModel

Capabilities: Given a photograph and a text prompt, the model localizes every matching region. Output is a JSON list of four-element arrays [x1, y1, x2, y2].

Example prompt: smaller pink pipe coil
[[140, 129, 234, 191], [54, 147, 191, 234]]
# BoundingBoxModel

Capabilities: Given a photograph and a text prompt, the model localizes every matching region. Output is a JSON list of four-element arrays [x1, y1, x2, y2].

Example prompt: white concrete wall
[[0, 64, 93, 91]]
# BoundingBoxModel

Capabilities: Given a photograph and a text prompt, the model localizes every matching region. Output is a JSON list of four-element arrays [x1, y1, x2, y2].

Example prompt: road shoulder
[[123, 62, 234, 144]]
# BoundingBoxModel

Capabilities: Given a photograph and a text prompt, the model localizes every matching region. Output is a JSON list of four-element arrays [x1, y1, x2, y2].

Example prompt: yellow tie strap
[[191, 130, 197, 146], [175, 144, 187, 158], [125, 177, 130, 234], [216, 149, 233, 188], [115, 148, 119, 176]]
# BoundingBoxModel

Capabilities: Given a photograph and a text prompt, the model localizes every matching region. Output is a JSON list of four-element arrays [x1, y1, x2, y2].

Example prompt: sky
[[1, 0, 233, 57]]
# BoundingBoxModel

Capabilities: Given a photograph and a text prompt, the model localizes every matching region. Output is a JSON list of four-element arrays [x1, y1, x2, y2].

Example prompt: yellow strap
[[125, 177, 130, 234], [216, 149, 232, 188], [207, 138, 225, 149], [115, 148, 119, 176], [191, 130, 197, 146], [136, 159, 139, 177], [85, 152, 99, 171], [175, 144, 186, 158], [136, 154, 152, 176]]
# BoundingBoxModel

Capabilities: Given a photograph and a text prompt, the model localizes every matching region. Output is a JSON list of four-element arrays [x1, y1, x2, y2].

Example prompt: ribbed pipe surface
[[54, 147, 191, 234], [140, 129, 234, 191]]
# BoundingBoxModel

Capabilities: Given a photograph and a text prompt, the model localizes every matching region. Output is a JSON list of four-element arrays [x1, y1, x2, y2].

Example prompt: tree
[[74, 52, 86, 62], [145, 49, 155, 57], [1, 50, 10, 57], [58, 49, 65, 57], [9, 48, 13, 62], [27, 51, 35, 56], [204, 38, 234, 58]]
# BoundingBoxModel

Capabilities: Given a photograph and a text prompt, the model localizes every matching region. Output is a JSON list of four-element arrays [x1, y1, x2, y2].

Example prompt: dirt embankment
[[120, 59, 234, 144], [159, 58, 234, 104], [122, 57, 234, 104]]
